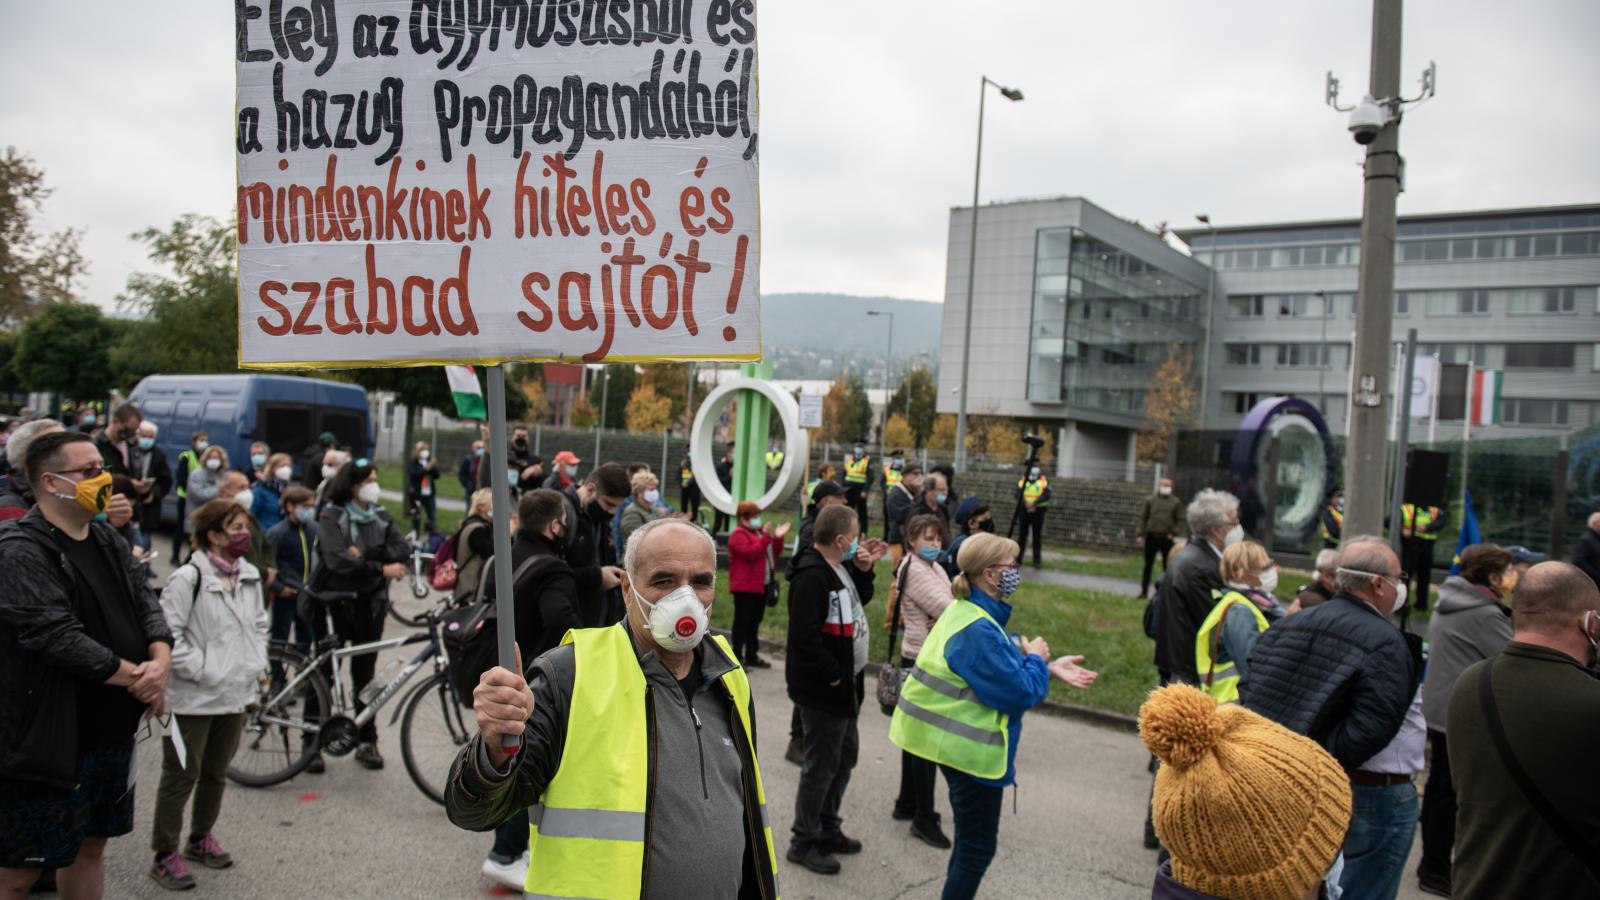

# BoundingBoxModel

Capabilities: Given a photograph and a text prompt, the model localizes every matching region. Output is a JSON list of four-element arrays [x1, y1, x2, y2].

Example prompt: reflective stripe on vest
[[1018, 477, 1048, 505], [1194, 590, 1271, 704], [843, 455, 870, 484], [884, 465, 903, 488], [889, 599, 1010, 779], [527, 626, 779, 899], [680, 467, 694, 486]]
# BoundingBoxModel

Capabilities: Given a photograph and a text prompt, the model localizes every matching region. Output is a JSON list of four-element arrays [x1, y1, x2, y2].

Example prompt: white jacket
[[161, 553, 270, 716]]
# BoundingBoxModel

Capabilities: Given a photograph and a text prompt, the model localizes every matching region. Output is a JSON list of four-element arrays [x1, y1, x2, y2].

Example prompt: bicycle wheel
[[228, 644, 331, 787], [387, 588, 431, 627], [400, 671, 474, 806]]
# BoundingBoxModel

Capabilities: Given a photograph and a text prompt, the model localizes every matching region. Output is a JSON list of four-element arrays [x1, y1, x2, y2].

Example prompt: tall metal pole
[[1343, 0, 1405, 538], [1389, 329, 1418, 558], [954, 77, 987, 474], [1201, 221, 1218, 427], [594, 366, 609, 464], [484, 365, 519, 752], [869, 311, 895, 453]]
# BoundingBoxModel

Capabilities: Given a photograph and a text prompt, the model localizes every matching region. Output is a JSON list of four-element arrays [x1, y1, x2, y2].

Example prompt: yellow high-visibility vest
[[175, 449, 198, 499], [1401, 504, 1442, 541], [680, 466, 694, 486], [1195, 590, 1271, 704], [844, 455, 870, 485], [1018, 476, 1049, 507], [525, 625, 779, 899], [884, 463, 904, 488], [890, 599, 1010, 780], [1320, 504, 1343, 543], [765, 450, 784, 469]]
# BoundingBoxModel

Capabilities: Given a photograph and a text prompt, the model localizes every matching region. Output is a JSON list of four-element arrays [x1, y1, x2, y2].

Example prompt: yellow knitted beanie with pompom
[[1139, 685, 1352, 900]]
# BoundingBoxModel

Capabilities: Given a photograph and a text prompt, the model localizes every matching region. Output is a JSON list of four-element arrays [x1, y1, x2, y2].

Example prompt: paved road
[[96, 568, 1433, 899]]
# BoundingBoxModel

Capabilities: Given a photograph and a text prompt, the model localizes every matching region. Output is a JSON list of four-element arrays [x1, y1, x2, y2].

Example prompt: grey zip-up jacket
[[445, 622, 777, 900], [1421, 575, 1511, 732]]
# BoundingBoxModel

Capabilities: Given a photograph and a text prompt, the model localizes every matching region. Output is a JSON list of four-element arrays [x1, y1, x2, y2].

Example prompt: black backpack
[[441, 553, 557, 706]]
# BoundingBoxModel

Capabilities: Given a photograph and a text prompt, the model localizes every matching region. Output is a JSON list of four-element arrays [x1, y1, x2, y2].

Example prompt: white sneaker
[[481, 852, 528, 891]]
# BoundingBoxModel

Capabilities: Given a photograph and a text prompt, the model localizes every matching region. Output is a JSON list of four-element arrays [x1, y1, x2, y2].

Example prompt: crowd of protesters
[[3, 405, 1598, 900]]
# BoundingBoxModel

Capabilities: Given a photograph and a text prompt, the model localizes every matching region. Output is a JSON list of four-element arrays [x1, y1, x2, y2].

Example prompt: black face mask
[[588, 499, 612, 523], [979, 519, 996, 533], [513, 437, 528, 448]]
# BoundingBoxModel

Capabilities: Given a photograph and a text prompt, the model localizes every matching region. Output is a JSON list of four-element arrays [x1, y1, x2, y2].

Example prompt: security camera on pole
[[1324, 0, 1437, 539]]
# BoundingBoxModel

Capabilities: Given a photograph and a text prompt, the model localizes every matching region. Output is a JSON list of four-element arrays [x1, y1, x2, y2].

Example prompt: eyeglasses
[[50, 465, 105, 480]]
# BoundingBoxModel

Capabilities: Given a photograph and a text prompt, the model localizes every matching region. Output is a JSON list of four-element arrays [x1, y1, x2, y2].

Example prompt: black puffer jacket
[[1239, 593, 1421, 770], [1153, 540, 1223, 682]]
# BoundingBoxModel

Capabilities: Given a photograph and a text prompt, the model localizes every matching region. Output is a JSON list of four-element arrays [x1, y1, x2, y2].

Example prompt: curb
[[727, 632, 1142, 736]]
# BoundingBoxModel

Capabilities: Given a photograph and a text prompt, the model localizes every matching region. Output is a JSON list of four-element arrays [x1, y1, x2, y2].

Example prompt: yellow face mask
[[51, 471, 114, 514]]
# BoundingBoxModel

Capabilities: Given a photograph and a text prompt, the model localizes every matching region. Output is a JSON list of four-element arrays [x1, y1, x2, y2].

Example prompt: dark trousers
[[730, 591, 766, 662], [845, 486, 869, 533], [409, 494, 437, 533], [681, 485, 701, 524], [152, 714, 245, 854], [790, 707, 859, 852], [789, 707, 803, 742], [491, 810, 529, 863], [1417, 729, 1455, 885], [1140, 535, 1174, 596], [268, 591, 312, 683], [712, 508, 730, 534], [894, 655, 940, 828], [171, 497, 188, 561], [1404, 538, 1435, 610], [940, 766, 1004, 900], [306, 592, 386, 742], [1016, 509, 1046, 566]]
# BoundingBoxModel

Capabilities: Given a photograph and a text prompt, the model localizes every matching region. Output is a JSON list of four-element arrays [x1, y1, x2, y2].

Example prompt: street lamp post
[[868, 310, 895, 453], [1195, 213, 1219, 429], [954, 76, 1024, 473]]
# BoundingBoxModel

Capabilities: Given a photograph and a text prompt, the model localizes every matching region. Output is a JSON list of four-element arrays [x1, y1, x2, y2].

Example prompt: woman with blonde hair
[[452, 488, 496, 602], [618, 470, 665, 546], [249, 452, 296, 531], [185, 445, 230, 507], [889, 532, 1097, 900], [1195, 540, 1285, 704], [406, 440, 442, 536]]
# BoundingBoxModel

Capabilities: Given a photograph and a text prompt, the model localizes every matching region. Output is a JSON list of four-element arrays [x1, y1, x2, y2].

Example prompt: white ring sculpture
[[690, 378, 806, 516]]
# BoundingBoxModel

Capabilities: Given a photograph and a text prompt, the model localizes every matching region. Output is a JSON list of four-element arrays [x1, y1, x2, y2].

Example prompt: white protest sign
[[798, 393, 823, 430], [235, 0, 760, 369]]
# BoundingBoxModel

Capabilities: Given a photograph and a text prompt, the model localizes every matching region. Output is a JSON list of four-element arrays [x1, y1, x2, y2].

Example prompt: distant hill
[[759, 293, 943, 357]]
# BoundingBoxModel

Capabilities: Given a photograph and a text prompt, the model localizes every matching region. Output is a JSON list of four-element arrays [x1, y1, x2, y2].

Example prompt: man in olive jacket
[[1447, 562, 1600, 900], [1136, 477, 1185, 599]]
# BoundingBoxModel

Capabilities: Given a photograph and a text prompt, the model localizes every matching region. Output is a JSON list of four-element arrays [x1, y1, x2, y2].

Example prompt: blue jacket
[[265, 518, 319, 594], [251, 479, 286, 531], [944, 587, 1051, 786]]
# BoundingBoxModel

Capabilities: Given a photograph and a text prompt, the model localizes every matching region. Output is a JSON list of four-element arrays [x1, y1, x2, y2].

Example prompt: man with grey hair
[[1292, 548, 1340, 612], [1153, 488, 1241, 685], [1242, 536, 1423, 900], [1571, 511, 1600, 590], [445, 517, 781, 898]]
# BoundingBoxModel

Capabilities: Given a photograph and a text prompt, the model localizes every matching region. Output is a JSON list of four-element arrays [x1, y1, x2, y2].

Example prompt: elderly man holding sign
[[445, 518, 779, 898]]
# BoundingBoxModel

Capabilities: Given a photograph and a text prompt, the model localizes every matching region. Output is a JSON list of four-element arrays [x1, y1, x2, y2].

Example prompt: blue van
[[129, 374, 371, 522]]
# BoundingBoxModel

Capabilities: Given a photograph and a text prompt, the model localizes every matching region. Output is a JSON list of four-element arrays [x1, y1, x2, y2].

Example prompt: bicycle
[[392, 498, 438, 626], [226, 596, 474, 806]]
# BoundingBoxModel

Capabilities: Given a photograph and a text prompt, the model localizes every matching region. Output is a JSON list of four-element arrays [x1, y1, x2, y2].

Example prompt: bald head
[[1334, 536, 1402, 613], [622, 518, 716, 589], [1511, 561, 1600, 635], [1589, 512, 1600, 534], [218, 470, 251, 499]]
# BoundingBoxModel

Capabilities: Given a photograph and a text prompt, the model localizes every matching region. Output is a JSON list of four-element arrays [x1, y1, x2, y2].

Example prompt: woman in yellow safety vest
[[1194, 541, 1286, 704], [889, 533, 1098, 900]]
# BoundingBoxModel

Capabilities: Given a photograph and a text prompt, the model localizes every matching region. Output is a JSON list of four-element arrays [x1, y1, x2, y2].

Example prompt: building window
[[1421, 290, 1489, 316], [1505, 287, 1577, 315], [1277, 344, 1331, 368], [1224, 392, 1264, 414], [1504, 343, 1576, 370], [1224, 344, 1261, 367], [1227, 295, 1264, 318], [1502, 398, 1568, 426], [1276, 294, 1333, 318], [1418, 343, 1485, 365]]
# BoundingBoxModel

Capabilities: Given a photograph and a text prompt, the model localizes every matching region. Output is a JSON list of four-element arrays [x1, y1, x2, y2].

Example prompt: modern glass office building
[[937, 197, 1209, 478], [1176, 204, 1600, 437], [940, 199, 1600, 478]]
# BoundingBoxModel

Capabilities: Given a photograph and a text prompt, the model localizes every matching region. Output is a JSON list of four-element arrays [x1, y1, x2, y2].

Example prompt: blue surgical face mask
[[842, 536, 859, 561], [917, 545, 941, 562], [293, 506, 315, 524], [935, 493, 948, 505], [474, 448, 484, 457], [251, 453, 267, 468], [195, 441, 209, 452], [748, 516, 762, 528], [137, 437, 156, 450]]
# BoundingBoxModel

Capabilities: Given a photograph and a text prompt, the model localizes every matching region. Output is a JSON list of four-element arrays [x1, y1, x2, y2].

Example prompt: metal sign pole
[[485, 364, 520, 753]]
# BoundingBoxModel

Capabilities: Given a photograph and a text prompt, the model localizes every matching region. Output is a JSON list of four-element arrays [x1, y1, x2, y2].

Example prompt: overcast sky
[[3, 0, 1596, 311]]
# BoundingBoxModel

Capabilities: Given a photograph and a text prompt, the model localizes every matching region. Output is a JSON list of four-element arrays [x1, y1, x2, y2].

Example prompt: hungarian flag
[[1470, 369, 1502, 425], [1450, 490, 1482, 575], [445, 366, 486, 420]]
